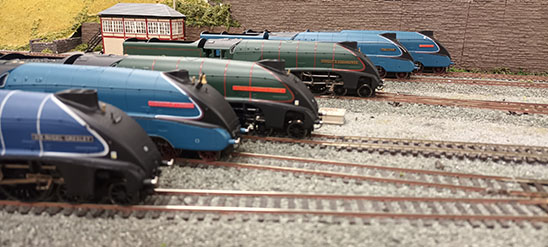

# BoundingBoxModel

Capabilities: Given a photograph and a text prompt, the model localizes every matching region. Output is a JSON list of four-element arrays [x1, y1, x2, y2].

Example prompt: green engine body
[[123, 38, 382, 97]]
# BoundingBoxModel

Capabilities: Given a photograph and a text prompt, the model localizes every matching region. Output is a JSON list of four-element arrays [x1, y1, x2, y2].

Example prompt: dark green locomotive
[[123, 38, 383, 97], [64, 54, 321, 138]]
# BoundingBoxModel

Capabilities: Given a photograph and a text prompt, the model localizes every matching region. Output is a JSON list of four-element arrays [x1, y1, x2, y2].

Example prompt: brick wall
[[30, 37, 81, 53], [221, 0, 548, 72], [82, 23, 101, 44]]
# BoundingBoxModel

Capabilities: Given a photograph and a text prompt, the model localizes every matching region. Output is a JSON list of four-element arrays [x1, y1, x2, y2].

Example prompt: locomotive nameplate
[[319, 107, 345, 125], [381, 48, 396, 52], [32, 133, 94, 143], [320, 59, 359, 65]]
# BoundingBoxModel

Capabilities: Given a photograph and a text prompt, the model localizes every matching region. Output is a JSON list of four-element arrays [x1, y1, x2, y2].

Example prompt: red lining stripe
[[151, 59, 156, 70], [248, 64, 254, 99], [278, 41, 282, 60], [332, 43, 336, 69], [223, 60, 231, 96], [232, 86, 287, 94], [295, 41, 299, 68], [313, 42, 317, 68], [256, 65, 295, 103], [419, 44, 435, 48], [148, 101, 195, 109], [260, 41, 265, 60]]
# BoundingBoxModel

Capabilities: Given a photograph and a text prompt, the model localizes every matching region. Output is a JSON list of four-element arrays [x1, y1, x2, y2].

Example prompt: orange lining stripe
[[419, 44, 435, 48], [148, 101, 195, 109], [232, 86, 287, 94]]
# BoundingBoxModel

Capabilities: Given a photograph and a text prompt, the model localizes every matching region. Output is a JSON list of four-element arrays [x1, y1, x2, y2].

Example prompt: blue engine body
[[0, 63, 240, 152], [200, 31, 416, 76], [340, 30, 453, 70], [0, 90, 107, 156], [0, 89, 162, 202]]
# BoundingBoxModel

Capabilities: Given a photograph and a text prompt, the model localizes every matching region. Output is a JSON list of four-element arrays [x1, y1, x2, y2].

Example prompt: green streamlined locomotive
[[123, 38, 383, 97]]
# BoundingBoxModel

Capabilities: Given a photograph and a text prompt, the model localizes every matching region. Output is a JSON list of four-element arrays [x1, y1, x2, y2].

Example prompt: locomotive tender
[[340, 30, 453, 73], [61, 53, 320, 138], [201, 31, 416, 79], [123, 38, 383, 97], [0, 89, 162, 204], [0, 62, 241, 159]]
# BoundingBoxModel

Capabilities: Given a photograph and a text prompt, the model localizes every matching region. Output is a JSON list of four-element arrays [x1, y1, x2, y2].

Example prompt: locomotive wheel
[[376, 66, 387, 78], [286, 120, 309, 139], [309, 84, 328, 94], [433, 67, 447, 73], [108, 182, 139, 205], [357, 84, 374, 97], [0, 184, 53, 202], [198, 151, 221, 161], [414, 62, 424, 73], [56, 183, 83, 203], [396, 72, 410, 79], [0, 166, 54, 202], [333, 85, 348, 96], [152, 138, 180, 160], [253, 122, 274, 136]]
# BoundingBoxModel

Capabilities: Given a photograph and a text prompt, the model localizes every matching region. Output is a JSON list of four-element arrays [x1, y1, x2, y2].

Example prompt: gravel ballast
[[2, 77, 548, 246], [383, 80, 548, 104], [1, 211, 547, 247], [317, 98, 548, 146]]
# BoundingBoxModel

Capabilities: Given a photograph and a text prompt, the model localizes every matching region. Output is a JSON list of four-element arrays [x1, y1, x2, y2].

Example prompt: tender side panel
[[123, 41, 204, 57]]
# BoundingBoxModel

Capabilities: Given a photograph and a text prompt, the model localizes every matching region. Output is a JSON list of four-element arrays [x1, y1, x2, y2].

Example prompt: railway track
[[181, 152, 548, 199], [414, 72, 548, 83], [1, 189, 546, 228], [321, 92, 548, 115], [389, 76, 548, 89], [243, 134, 548, 164]]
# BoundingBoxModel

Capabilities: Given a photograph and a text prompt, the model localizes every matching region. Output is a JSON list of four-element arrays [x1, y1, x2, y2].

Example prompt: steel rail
[[153, 188, 548, 205], [319, 92, 548, 115], [243, 135, 548, 163], [180, 158, 487, 192], [414, 72, 548, 83], [311, 133, 548, 151], [1, 199, 547, 223], [389, 77, 548, 89]]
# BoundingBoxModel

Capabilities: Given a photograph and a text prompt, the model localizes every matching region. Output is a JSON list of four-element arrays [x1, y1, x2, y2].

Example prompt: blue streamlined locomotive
[[200, 30, 416, 79], [340, 30, 453, 73], [0, 89, 162, 204], [0, 63, 242, 159]]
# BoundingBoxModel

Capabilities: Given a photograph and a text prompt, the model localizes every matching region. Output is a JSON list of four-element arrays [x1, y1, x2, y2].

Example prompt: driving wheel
[[286, 120, 309, 139]]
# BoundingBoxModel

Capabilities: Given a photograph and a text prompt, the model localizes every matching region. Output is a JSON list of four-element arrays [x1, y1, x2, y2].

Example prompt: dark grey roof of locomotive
[[99, 3, 185, 18], [65, 54, 124, 67], [203, 39, 242, 50]]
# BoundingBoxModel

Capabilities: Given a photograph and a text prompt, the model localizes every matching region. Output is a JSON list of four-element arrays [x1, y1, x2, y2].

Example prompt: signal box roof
[[99, 3, 185, 18]]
